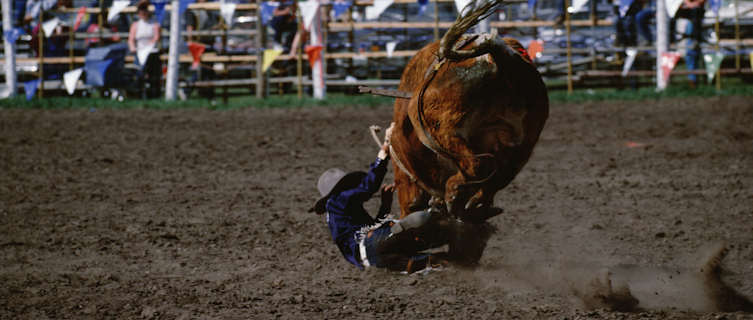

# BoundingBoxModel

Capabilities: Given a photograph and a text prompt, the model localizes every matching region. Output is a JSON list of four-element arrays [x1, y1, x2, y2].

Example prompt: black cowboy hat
[[310, 168, 367, 214]]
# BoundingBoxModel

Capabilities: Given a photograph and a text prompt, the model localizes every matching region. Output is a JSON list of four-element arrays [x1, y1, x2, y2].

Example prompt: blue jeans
[[635, 9, 655, 43]]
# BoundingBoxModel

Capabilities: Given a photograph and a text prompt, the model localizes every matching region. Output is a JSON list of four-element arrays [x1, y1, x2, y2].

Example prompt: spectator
[[614, 0, 649, 47], [271, 0, 298, 52], [128, 0, 162, 98], [673, 0, 705, 87]]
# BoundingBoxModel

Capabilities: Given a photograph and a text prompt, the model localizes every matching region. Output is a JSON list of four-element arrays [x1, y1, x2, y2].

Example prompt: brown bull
[[389, 0, 549, 224]]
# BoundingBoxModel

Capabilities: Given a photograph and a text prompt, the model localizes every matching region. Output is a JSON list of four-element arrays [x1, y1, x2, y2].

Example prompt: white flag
[[386, 41, 397, 58], [220, 3, 237, 27], [41, 17, 60, 38], [63, 68, 84, 95], [666, 0, 683, 17], [568, 0, 588, 13], [366, 0, 393, 20], [300, 1, 319, 30], [137, 43, 155, 67], [108, 0, 130, 22], [622, 48, 637, 77]]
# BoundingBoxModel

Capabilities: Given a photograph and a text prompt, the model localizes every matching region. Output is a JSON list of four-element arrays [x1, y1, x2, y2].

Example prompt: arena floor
[[1, 95, 752, 319]]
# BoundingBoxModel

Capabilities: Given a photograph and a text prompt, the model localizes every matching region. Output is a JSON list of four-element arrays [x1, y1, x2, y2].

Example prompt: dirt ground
[[1, 95, 752, 319]]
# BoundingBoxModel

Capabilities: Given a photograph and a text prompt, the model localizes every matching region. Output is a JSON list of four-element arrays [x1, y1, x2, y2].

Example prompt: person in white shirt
[[128, 0, 162, 98]]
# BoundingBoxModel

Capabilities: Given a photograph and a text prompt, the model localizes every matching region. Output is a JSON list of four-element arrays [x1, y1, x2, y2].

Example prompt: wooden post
[[296, 13, 303, 99], [222, 20, 228, 104], [656, 0, 668, 90], [433, 0, 439, 42], [69, 26, 74, 71], [297, 41, 303, 99], [589, 0, 596, 70], [565, 0, 572, 94], [99, 0, 104, 42], [38, 12, 44, 98], [255, 3, 267, 98], [165, 0, 181, 100], [2, 0, 18, 97], [734, 0, 740, 70], [714, 13, 721, 90], [347, 6, 354, 78]]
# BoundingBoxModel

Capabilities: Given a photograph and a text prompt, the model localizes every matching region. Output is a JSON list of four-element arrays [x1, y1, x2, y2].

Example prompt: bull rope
[[369, 125, 444, 198]]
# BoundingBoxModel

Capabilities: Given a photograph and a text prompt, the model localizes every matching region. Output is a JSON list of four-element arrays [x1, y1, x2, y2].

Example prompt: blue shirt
[[325, 157, 389, 269]]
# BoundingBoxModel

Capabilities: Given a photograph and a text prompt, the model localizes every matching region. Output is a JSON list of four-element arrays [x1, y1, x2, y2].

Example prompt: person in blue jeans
[[311, 124, 447, 273], [673, 0, 706, 86]]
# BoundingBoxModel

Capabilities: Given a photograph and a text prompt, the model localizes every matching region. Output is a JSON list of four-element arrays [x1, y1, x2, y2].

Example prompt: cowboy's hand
[[380, 183, 395, 208], [384, 122, 395, 144]]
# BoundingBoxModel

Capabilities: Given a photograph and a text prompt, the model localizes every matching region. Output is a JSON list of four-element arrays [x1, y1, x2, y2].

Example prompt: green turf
[[1, 80, 750, 109]]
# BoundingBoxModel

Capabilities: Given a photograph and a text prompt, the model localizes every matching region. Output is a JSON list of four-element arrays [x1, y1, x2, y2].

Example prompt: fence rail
[[2, 0, 753, 101]]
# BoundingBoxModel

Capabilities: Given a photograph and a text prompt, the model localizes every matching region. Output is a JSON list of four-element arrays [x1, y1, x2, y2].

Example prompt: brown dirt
[[1, 96, 752, 319]]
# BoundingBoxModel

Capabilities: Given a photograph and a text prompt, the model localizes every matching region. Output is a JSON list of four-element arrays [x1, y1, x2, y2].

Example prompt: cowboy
[[311, 124, 446, 273]]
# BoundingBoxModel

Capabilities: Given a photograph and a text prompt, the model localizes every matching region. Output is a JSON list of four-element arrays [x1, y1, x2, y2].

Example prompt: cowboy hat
[[310, 168, 367, 214]]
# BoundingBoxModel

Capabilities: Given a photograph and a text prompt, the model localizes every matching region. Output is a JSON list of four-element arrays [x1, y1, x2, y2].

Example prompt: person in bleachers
[[185, 0, 219, 47], [673, 0, 706, 88], [633, 0, 655, 46], [271, 0, 298, 52], [128, 0, 162, 98]]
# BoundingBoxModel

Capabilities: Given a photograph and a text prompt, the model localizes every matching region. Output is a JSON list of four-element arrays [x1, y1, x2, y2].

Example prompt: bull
[[387, 0, 549, 225]]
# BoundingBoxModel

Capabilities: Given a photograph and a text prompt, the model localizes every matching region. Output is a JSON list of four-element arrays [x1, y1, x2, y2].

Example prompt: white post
[[310, 0, 325, 99], [165, 0, 181, 100], [656, 0, 668, 90], [2, 0, 18, 97]]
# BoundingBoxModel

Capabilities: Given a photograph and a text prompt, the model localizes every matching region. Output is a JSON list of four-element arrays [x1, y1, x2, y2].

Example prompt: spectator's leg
[[685, 21, 699, 85], [636, 9, 654, 45], [146, 53, 162, 99]]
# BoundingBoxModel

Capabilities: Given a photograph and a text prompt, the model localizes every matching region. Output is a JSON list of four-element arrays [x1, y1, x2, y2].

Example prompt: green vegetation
[[1, 80, 750, 109], [548, 79, 753, 103]]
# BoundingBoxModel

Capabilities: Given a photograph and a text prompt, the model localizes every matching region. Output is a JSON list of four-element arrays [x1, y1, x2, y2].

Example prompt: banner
[[3, 28, 25, 45], [260, 2, 279, 25], [86, 59, 113, 86], [622, 48, 638, 77], [137, 43, 155, 67], [332, 1, 351, 19], [300, 0, 319, 30], [63, 68, 84, 95], [750, 52, 753, 71], [42, 17, 60, 38], [305, 45, 323, 66], [659, 52, 681, 88], [703, 52, 724, 84], [24, 79, 41, 101], [220, 3, 237, 27], [107, 0, 130, 22], [73, 6, 87, 30], [386, 41, 397, 58], [527, 39, 543, 60], [366, 0, 393, 20], [666, 0, 683, 18], [569, 0, 588, 13], [153, 1, 167, 24], [188, 42, 206, 68], [618, 0, 634, 17], [262, 49, 283, 72]]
